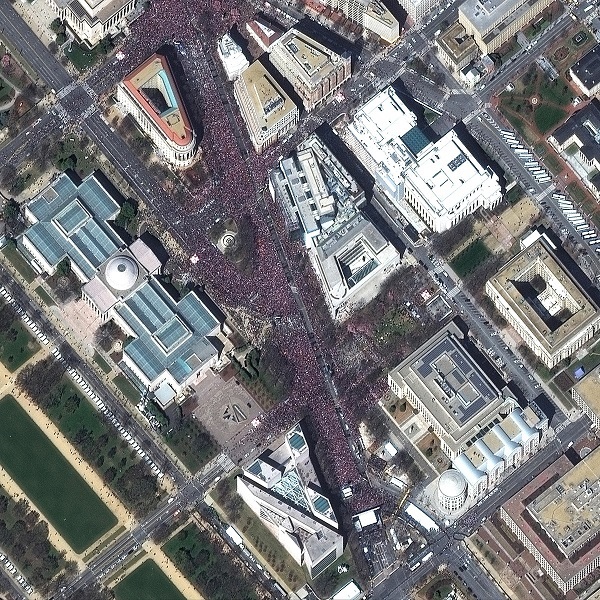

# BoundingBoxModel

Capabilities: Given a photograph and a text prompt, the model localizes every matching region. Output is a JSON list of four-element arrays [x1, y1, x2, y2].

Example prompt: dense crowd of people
[[93, 0, 382, 511]]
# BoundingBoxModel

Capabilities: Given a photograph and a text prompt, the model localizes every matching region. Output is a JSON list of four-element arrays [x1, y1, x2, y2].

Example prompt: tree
[[56, 257, 71, 277], [50, 18, 65, 35], [115, 201, 137, 228]]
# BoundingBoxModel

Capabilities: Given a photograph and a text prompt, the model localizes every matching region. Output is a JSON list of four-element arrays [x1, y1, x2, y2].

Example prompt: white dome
[[105, 255, 139, 291], [438, 469, 467, 499]]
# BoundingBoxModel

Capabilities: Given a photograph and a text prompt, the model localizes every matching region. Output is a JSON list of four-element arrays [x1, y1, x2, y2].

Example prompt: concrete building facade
[[486, 237, 600, 368], [234, 60, 299, 153], [388, 321, 547, 500], [237, 423, 344, 578], [459, 0, 553, 54], [49, 0, 135, 48], [268, 29, 351, 111]]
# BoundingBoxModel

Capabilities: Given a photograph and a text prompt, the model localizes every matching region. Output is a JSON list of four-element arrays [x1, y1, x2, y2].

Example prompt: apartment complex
[[234, 60, 299, 153], [20, 172, 227, 407], [458, 0, 553, 54], [501, 447, 600, 593], [49, 0, 135, 48], [343, 87, 501, 233], [388, 322, 547, 499], [486, 237, 600, 368], [269, 134, 400, 318], [269, 29, 351, 111], [237, 423, 344, 578], [116, 53, 197, 168]]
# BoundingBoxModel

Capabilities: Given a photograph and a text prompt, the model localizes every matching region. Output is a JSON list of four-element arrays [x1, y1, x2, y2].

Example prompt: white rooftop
[[405, 130, 494, 218]]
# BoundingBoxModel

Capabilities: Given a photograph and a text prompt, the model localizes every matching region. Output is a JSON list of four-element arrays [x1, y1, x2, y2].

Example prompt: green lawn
[[93, 351, 112, 374], [113, 559, 186, 600], [163, 523, 258, 600], [2, 245, 37, 283], [165, 418, 219, 474], [65, 43, 102, 72], [0, 320, 39, 372], [0, 395, 117, 552], [450, 240, 491, 278], [543, 152, 563, 176], [538, 78, 573, 107], [35, 285, 56, 307], [534, 105, 566, 134], [113, 374, 141, 403]]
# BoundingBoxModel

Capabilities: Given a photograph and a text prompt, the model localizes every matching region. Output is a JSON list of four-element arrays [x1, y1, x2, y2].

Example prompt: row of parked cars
[[54, 352, 165, 480], [0, 286, 49, 346], [0, 552, 33, 595]]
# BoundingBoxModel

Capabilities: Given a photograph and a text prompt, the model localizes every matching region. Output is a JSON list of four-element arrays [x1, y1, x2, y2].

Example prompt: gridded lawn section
[[163, 523, 258, 600], [43, 379, 160, 517], [113, 559, 186, 600], [0, 319, 39, 372], [450, 239, 491, 278], [93, 351, 112, 374], [534, 105, 566, 134], [2, 244, 37, 283], [113, 374, 141, 403], [0, 395, 117, 553], [165, 418, 219, 474]]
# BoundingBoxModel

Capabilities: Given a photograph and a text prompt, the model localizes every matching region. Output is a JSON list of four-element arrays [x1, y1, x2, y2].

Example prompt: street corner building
[[387, 321, 548, 502], [236, 422, 344, 579], [485, 236, 600, 368], [501, 445, 600, 593], [116, 53, 198, 168]]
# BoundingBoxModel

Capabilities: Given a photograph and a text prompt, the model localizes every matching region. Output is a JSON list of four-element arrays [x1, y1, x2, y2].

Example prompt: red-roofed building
[[116, 53, 197, 168]]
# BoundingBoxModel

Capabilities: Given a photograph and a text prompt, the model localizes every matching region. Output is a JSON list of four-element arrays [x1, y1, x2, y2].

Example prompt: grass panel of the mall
[[0, 396, 117, 553], [113, 559, 187, 600], [0, 319, 39, 372]]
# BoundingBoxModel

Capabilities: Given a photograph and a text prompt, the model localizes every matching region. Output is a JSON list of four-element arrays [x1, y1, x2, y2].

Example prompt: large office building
[[237, 423, 344, 578], [388, 321, 547, 499], [233, 60, 299, 154], [270, 134, 400, 318], [501, 446, 600, 593], [548, 99, 600, 201], [343, 87, 501, 233], [436, 22, 479, 72], [20, 172, 227, 407], [485, 237, 600, 368], [116, 53, 197, 168], [268, 29, 351, 112], [217, 33, 249, 81], [458, 0, 553, 54], [49, 0, 134, 48], [570, 44, 600, 98]]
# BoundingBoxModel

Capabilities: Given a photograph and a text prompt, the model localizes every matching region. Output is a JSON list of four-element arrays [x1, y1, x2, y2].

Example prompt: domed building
[[104, 255, 140, 291], [437, 469, 468, 513]]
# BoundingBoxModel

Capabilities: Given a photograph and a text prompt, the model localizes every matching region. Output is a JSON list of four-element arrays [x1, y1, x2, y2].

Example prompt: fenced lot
[[0, 395, 117, 553], [113, 559, 186, 600]]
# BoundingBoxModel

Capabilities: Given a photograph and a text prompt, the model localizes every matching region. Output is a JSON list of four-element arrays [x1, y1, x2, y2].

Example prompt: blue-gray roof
[[121, 279, 219, 385], [24, 173, 123, 274]]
